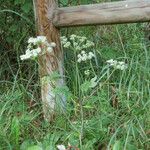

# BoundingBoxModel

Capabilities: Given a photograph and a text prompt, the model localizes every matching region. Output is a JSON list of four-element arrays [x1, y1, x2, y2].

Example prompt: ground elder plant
[[61, 34, 96, 77]]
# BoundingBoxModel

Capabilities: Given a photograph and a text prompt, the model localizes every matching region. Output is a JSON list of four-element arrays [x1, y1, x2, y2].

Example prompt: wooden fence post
[[33, 0, 64, 121]]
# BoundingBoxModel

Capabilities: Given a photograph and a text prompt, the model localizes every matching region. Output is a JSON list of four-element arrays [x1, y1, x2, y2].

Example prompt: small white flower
[[89, 52, 95, 57], [106, 59, 114, 64], [88, 55, 93, 60], [35, 47, 41, 53], [82, 53, 87, 61], [26, 49, 31, 54], [20, 55, 27, 60], [118, 61, 125, 65], [37, 36, 47, 43], [81, 51, 86, 54], [120, 64, 128, 70], [87, 52, 95, 60], [57, 145, 66, 150], [73, 42, 78, 47], [84, 70, 90, 75], [86, 41, 94, 47], [27, 43, 32, 49], [82, 45, 87, 49], [77, 58, 82, 63], [60, 36, 66, 40], [64, 42, 71, 48], [62, 40, 67, 44], [81, 36, 87, 40], [20, 52, 32, 60], [115, 65, 121, 70], [28, 37, 35, 44], [79, 36, 87, 42], [76, 46, 81, 50], [32, 51, 38, 57], [79, 38, 85, 42], [70, 34, 76, 38], [61, 36, 68, 44], [113, 60, 118, 66], [77, 54, 82, 58], [31, 48, 41, 57]]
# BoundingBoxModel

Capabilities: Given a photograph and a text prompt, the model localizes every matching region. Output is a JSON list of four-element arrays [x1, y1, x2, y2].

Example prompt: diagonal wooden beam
[[52, 0, 150, 27]]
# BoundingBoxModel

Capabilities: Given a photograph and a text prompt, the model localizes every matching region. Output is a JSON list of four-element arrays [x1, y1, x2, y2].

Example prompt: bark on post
[[33, 0, 64, 121]]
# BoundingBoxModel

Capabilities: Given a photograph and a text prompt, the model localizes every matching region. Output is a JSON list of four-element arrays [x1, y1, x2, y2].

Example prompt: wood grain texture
[[33, 0, 65, 121], [52, 0, 150, 27]]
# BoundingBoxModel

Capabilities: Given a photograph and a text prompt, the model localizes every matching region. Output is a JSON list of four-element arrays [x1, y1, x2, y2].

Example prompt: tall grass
[[0, 22, 150, 149], [0, 0, 150, 149]]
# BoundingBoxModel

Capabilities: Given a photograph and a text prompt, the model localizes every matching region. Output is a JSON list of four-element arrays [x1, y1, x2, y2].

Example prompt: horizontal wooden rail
[[52, 0, 150, 27]]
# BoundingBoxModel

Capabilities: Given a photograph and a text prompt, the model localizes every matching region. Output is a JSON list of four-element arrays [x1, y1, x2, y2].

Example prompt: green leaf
[[20, 140, 34, 150], [83, 105, 94, 109], [9, 24, 18, 32], [90, 76, 98, 88], [14, 0, 25, 5], [27, 145, 43, 150], [81, 80, 91, 93], [21, 2, 32, 13], [126, 143, 137, 150], [113, 140, 123, 150], [11, 117, 20, 147], [60, 0, 68, 5], [14, 0, 22, 5]]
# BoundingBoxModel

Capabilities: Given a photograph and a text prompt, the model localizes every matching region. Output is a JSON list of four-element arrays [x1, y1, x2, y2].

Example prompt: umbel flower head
[[61, 34, 95, 63], [106, 59, 128, 70], [20, 36, 56, 60], [61, 34, 94, 50], [77, 51, 95, 63]]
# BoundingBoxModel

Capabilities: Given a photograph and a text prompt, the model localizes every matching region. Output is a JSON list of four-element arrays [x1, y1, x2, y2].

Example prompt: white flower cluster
[[77, 51, 95, 63], [84, 69, 90, 76], [106, 59, 128, 70], [20, 48, 41, 60], [57, 145, 66, 150], [20, 36, 56, 60], [61, 34, 94, 50]]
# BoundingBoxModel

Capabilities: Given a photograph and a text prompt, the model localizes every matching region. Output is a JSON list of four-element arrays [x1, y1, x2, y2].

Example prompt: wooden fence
[[33, 0, 150, 121]]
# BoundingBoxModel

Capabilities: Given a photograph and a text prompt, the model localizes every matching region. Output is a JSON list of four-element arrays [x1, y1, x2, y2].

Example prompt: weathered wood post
[[33, 0, 64, 121]]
